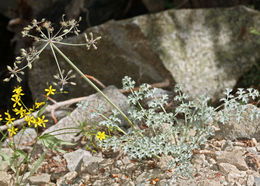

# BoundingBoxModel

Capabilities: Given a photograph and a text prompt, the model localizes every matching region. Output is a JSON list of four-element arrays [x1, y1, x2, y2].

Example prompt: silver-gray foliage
[[94, 76, 259, 176]]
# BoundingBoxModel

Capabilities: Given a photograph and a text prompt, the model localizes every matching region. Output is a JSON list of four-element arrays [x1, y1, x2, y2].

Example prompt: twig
[[192, 149, 216, 155], [44, 96, 89, 124], [80, 74, 106, 89]]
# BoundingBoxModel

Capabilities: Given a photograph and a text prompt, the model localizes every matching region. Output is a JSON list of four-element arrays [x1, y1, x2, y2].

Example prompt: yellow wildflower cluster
[[0, 85, 56, 137]]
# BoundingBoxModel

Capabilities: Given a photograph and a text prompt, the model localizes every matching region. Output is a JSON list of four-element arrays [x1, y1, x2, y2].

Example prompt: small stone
[[92, 180, 103, 186], [63, 171, 78, 183], [64, 149, 95, 172], [198, 180, 222, 186], [233, 181, 242, 186], [216, 149, 248, 171], [125, 163, 137, 172], [256, 143, 260, 152], [247, 147, 258, 155], [82, 173, 90, 182], [122, 180, 135, 186], [222, 140, 234, 151], [0, 171, 12, 186], [157, 155, 174, 171], [136, 172, 150, 183], [99, 159, 114, 169], [251, 138, 258, 146], [53, 155, 63, 163], [28, 173, 51, 185], [121, 156, 131, 165], [254, 176, 260, 186], [247, 175, 254, 186], [86, 162, 99, 174], [157, 179, 168, 186], [221, 181, 228, 185], [115, 160, 123, 167], [218, 163, 240, 175], [64, 149, 85, 172], [226, 171, 246, 183], [110, 168, 121, 174], [82, 153, 103, 168]]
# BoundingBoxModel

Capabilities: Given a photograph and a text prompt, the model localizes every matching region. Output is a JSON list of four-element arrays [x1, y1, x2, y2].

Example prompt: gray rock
[[254, 176, 260, 186], [82, 152, 103, 172], [0, 171, 12, 186], [226, 171, 247, 183], [157, 155, 174, 171], [56, 171, 78, 186], [85, 162, 99, 175], [191, 154, 206, 169], [218, 163, 241, 175], [198, 180, 222, 186], [3, 128, 37, 150], [41, 86, 129, 143], [247, 175, 255, 186], [122, 180, 135, 186], [64, 149, 92, 172], [92, 180, 103, 186], [215, 104, 260, 141], [137, 6, 260, 100], [28, 173, 51, 185], [216, 149, 248, 171], [0, 148, 11, 171], [135, 168, 161, 184]]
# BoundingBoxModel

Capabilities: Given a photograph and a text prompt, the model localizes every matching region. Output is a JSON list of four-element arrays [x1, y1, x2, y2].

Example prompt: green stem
[[51, 43, 143, 137], [98, 113, 127, 135]]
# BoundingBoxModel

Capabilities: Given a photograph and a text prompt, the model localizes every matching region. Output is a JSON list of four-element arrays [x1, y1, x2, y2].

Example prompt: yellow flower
[[13, 107, 27, 118], [35, 101, 45, 109], [12, 86, 24, 99], [26, 108, 34, 114], [11, 96, 21, 107], [0, 114, 2, 121], [45, 85, 56, 96], [96, 131, 106, 141], [13, 86, 23, 94], [8, 125, 18, 137], [25, 115, 36, 126], [5, 110, 15, 125], [35, 115, 48, 128]]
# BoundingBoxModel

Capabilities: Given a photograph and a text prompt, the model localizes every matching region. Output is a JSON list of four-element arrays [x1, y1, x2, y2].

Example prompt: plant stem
[[51, 43, 143, 137]]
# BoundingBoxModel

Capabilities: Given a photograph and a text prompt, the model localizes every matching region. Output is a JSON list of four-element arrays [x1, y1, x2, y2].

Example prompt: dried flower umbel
[[53, 69, 76, 91], [4, 15, 101, 84]]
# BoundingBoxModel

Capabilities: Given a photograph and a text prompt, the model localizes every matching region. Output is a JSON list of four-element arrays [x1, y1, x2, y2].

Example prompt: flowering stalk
[[50, 43, 143, 137]]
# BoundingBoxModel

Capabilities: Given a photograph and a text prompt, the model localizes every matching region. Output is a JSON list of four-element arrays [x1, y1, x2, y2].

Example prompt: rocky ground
[[0, 86, 259, 186], [1, 135, 260, 185]]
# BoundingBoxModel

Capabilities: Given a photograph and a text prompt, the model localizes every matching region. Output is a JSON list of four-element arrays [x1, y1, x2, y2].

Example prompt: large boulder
[[135, 5, 260, 100], [29, 6, 260, 101]]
